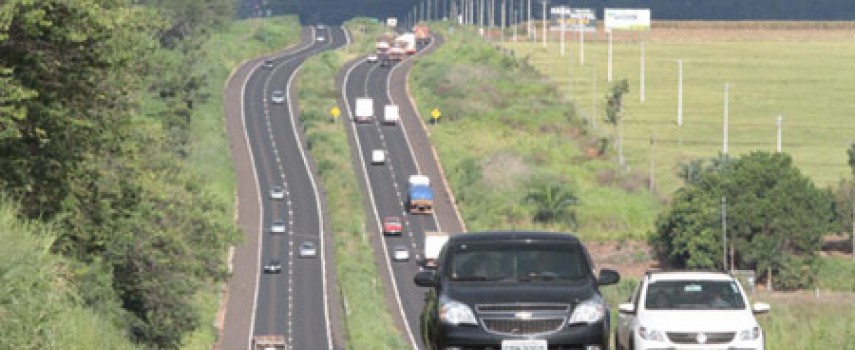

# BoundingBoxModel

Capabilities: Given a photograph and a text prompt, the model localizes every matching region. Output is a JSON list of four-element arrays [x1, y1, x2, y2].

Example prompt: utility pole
[[677, 59, 683, 127], [560, 7, 565, 56], [541, 0, 548, 48], [649, 136, 655, 192], [776, 115, 783, 153], [722, 196, 728, 272], [479, 0, 484, 32], [579, 22, 585, 65], [724, 82, 730, 156], [640, 40, 645, 103], [527, 0, 532, 40], [512, 0, 517, 42], [607, 29, 613, 82], [501, 0, 506, 42]]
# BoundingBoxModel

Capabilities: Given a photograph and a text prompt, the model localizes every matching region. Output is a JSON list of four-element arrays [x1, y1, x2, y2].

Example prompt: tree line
[[1, 0, 236, 348]]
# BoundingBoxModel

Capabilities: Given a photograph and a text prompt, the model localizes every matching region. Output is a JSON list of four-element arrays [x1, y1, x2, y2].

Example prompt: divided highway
[[339, 34, 464, 349], [221, 26, 348, 350]]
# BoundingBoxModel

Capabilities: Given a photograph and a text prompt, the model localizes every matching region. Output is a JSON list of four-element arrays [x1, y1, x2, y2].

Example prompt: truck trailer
[[252, 335, 287, 350], [422, 231, 450, 269], [408, 175, 433, 214], [354, 97, 374, 123]]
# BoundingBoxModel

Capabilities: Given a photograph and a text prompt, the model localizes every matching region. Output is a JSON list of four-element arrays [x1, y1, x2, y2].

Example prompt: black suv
[[414, 231, 620, 350]]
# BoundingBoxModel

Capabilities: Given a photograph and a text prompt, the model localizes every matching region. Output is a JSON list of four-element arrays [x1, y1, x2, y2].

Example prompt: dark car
[[414, 231, 620, 350]]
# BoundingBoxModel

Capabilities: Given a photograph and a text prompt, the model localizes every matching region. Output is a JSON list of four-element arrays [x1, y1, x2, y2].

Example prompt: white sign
[[386, 17, 398, 28], [604, 8, 651, 31], [550, 7, 597, 32]]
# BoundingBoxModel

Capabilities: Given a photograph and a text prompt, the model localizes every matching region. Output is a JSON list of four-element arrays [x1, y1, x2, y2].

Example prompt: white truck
[[383, 104, 400, 125], [354, 97, 374, 123], [422, 231, 449, 269], [395, 33, 417, 55], [386, 17, 398, 28], [252, 335, 287, 350]]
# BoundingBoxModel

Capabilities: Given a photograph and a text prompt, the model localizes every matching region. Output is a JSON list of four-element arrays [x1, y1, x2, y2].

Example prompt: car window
[[446, 242, 589, 282], [644, 280, 746, 310]]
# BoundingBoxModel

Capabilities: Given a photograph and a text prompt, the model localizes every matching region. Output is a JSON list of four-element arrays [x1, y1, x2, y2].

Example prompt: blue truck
[[408, 175, 433, 214]]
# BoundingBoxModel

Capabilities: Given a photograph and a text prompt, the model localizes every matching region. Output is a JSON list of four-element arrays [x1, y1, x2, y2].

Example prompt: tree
[[605, 79, 629, 165], [523, 178, 580, 227], [652, 152, 836, 290], [847, 142, 855, 176]]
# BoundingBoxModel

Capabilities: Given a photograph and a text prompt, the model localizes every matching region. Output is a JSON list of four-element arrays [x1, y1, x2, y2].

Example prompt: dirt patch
[[586, 240, 658, 279]]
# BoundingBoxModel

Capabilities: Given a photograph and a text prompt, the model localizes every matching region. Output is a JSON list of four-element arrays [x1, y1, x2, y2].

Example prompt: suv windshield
[[445, 242, 590, 282], [644, 280, 746, 310]]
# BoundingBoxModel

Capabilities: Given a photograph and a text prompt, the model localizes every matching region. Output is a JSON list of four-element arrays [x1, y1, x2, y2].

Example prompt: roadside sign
[[430, 108, 441, 123], [330, 106, 341, 118]]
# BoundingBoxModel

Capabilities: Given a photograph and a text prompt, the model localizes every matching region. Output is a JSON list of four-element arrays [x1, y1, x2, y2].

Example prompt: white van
[[371, 149, 386, 164], [355, 97, 374, 123], [383, 104, 400, 125]]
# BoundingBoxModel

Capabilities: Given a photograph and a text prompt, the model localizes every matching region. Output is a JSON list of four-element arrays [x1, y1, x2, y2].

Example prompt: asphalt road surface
[[220, 26, 348, 350]]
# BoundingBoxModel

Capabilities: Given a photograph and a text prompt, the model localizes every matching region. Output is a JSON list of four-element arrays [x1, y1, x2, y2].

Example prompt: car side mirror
[[597, 268, 620, 285], [752, 302, 771, 314], [414, 270, 438, 287], [617, 302, 635, 315]]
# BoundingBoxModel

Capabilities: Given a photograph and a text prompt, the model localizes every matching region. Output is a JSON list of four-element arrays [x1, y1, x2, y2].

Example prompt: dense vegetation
[[295, 19, 410, 348], [410, 25, 659, 239], [0, 0, 255, 347]]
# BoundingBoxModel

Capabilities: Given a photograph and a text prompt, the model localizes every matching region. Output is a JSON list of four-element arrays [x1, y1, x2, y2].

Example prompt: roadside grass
[[503, 25, 855, 194], [294, 19, 409, 349], [817, 255, 855, 292], [178, 16, 301, 349], [410, 25, 659, 240]]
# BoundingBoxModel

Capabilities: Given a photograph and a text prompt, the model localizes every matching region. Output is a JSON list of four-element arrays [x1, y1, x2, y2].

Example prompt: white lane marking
[[342, 60, 420, 350]]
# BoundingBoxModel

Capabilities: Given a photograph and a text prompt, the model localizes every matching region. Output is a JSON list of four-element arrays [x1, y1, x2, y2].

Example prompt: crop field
[[503, 22, 855, 194]]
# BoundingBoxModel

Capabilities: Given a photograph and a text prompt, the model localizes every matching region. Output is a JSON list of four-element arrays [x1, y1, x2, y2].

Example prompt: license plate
[[501, 339, 547, 350]]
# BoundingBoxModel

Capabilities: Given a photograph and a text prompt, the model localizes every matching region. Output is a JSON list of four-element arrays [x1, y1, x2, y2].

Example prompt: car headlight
[[568, 295, 606, 324], [739, 326, 762, 340], [638, 326, 666, 341], [439, 296, 478, 326]]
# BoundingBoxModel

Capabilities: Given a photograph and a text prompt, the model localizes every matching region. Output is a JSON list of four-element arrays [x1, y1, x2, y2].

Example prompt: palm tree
[[523, 180, 580, 227]]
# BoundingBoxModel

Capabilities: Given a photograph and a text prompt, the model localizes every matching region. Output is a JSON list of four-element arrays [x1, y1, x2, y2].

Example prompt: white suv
[[616, 270, 770, 350]]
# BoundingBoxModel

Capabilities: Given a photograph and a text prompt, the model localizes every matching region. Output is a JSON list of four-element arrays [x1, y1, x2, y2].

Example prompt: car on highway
[[371, 149, 386, 165], [392, 245, 410, 262], [299, 241, 317, 258], [366, 53, 379, 63], [263, 258, 282, 274], [382, 216, 403, 235], [270, 90, 285, 104], [262, 59, 275, 69], [615, 270, 770, 350], [270, 186, 285, 200], [414, 231, 620, 350], [270, 219, 286, 234]]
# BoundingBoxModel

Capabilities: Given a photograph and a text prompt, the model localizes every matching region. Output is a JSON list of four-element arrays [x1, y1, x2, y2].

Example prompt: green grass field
[[503, 26, 855, 194]]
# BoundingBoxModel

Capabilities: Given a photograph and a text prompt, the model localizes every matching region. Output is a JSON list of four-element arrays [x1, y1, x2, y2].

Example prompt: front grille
[[666, 331, 736, 344], [481, 317, 565, 336], [476, 304, 570, 313]]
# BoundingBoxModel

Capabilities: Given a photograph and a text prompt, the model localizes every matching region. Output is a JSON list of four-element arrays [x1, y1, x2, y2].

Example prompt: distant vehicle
[[414, 24, 430, 45], [395, 33, 417, 55], [386, 17, 398, 28], [615, 270, 770, 350], [316, 36, 325, 42], [375, 34, 393, 54], [270, 186, 285, 200], [252, 335, 287, 349], [299, 241, 317, 258], [387, 46, 406, 61], [420, 231, 449, 269], [382, 216, 403, 235], [263, 59, 275, 69], [371, 149, 386, 165], [354, 97, 374, 123], [383, 104, 400, 125], [408, 174, 433, 213], [263, 258, 282, 274], [414, 231, 620, 350], [270, 220, 286, 234], [392, 245, 410, 261], [366, 53, 379, 63], [270, 90, 285, 104]]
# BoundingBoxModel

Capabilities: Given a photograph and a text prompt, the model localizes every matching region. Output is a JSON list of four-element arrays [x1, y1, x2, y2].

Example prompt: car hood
[[444, 280, 595, 307], [638, 310, 757, 331]]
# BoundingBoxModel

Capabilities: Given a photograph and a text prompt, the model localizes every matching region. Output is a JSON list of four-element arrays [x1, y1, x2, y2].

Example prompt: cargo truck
[[252, 335, 287, 350], [414, 24, 430, 45], [354, 97, 374, 123], [395, 33, 417, 55], [421, 231, 450, 269], [383, 104, 400, 125], [408, 175, 433, 214]]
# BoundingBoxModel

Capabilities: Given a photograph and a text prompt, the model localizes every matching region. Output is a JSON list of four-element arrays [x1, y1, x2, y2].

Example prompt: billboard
[[550, 7, 597, 32], [604, 8, 651, 31]]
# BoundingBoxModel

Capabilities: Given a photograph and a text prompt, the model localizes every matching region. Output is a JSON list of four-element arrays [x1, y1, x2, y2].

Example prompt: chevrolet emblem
[[515, 312, 533, 320]]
